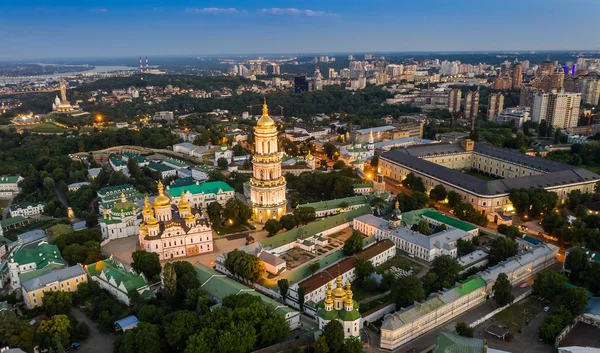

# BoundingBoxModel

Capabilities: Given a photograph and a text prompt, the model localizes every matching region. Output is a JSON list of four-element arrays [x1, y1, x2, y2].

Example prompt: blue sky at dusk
[[2, 0, 600, 60]]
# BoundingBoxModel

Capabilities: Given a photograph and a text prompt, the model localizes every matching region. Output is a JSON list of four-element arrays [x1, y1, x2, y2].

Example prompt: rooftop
[[298, 195, 368, 212], [433, 332, 486, 353], [86, 258, 148, 293], [21, 265, 86, 292], [10, 201, 45, 211], [422, 211, 477, 232], [0, 175, 21, 184], [148, 163, 175, 172], [11, 242, 64, 267], [167, 181, 234, 197]]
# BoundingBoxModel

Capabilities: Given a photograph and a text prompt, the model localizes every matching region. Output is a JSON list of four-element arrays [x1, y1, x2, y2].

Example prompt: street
[[71, 308, 116, 353]]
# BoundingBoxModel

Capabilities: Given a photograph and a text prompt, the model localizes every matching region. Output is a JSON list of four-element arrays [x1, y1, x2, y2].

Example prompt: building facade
[[317, 277, 361, 339], [9, 202, 45, 218], [8, 242, 65, 289], [532, 90, 581, 129], [87, 258, 154, 305], [0, 176, 22, 197], [167, 181, 235, 209], [99, 192, 141, 241], [138, 181, 213, 260], [249, 100, 287, 223], [22, 265, 87, 309], [487, 93, 504, 120]]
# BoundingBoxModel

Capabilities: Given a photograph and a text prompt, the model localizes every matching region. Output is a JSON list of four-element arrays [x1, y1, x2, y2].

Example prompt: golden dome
[[185, 213, 196, 221], [324, 282, 334, 306], [178, 190, 191, 210], [306, 151, 314, 160], [142, 196, 153, 216], [332, 275, 346, 299], [344, 282, 354, 307], [146, 216, 159, 226], [256, 98, 275, 128], [153, 181, 171, 208]]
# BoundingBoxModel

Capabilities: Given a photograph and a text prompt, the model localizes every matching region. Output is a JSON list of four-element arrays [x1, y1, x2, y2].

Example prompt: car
[[520, 225, 528, 232], [519, 283, 528, 288], [543, 306, 550, 312], [71, 343, 81, 350]]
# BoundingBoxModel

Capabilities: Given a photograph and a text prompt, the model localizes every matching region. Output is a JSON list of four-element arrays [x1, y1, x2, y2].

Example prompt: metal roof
[[21, 265, 86, 292]]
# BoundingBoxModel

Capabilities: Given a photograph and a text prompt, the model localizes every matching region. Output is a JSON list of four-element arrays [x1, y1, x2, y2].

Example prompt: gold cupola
[[142, 196, 153, 217], [178, 190, 191, 212], [324, 282, 334, 307], [153, 180, 171, 208], [256, 97, 275, 128], [332, 275, 346, 299], [344, 282, 354, 307]]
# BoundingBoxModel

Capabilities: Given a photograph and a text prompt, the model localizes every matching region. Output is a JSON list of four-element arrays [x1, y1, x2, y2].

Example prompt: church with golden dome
[[249, 99, 287, 223], [138, 181, 213, 260], [317, 275, 362, 338]]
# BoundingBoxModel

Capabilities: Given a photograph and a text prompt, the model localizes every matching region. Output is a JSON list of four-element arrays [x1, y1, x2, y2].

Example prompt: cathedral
[[138, 181, 213, 260], [99, 192, 141, 240], [249, 99, 287, 223], [317, 276, 362, 338]]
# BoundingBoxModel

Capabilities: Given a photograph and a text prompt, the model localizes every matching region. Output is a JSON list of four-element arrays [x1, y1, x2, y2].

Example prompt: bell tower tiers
[[249, 99, 287, 223]]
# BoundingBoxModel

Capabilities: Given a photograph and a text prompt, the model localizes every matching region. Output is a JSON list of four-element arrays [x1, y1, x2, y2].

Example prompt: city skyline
[[3, 0, 600, 60]]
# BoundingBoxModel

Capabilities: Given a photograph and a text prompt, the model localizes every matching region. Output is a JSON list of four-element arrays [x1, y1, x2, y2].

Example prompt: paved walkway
[[71, 308, 115, 353]]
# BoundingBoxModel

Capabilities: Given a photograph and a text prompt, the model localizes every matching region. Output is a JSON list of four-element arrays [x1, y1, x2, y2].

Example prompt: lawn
[[491, 296, 543, 334], [27, 123, 66, 133], [328, 231, 344, 239], [214, 223, 248, 235], [47, 223, 73, 237], [463, 170, 499, 181], [3, 219, 66, 241], [358, 295, 392, 314], [376, 255, 422, 275]]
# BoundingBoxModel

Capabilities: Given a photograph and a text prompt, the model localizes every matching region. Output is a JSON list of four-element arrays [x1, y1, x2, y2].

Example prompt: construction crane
[[277, 105, 284, 117], [247, 104, 261, 116]]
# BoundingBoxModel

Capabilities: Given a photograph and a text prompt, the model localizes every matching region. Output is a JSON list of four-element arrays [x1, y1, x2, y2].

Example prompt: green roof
[[98, 184, 138, 197], [454, 276, 487, 297], [298, 195, 368, 212], [316, 300, 361, 322], [168, 181, 234, 197], [565, 282, 595, 297], [87, 258, 148, 293], [148, 163, 175, 172], [193, 263, 298, 318], [434, 332, 485, 353], [164, 158, 187, 168], [10, 201, 45, 211], [401, 208, 436, 227], [422, 211, 477, 232], [170, 177, 196, 188], [110, 199, 137, 213], [0, 175, 20, 184], [260, 206, 372, 250], [194, 165, 214, 172], [18, 263, 65, 283], [352, 183, 372, 189], [11, 243, 64, 267], [0, 216, 27, 228], [110, 157, 126, 167], [568, 246, 600, 264]]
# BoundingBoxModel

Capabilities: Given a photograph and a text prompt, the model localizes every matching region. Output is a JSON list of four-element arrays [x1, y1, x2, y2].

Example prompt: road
[[71, 308, 115, 353]]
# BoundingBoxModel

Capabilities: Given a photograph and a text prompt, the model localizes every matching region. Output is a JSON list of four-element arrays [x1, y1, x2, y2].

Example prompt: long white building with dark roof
[[380, 139, 600, 214]]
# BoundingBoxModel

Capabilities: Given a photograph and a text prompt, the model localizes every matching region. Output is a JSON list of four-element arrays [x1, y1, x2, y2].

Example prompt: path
[[71, 308, 115, 353], [1, 197, 14, 219]]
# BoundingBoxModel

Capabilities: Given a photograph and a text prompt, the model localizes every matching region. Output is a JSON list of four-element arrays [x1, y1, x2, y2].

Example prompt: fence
[[469, 289, 532, 327], [361, 303, 396, 325]]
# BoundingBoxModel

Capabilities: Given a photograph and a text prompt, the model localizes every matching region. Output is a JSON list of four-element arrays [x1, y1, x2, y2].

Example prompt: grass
[[27, 123, 66, 133], [376, 255, 422, 275], [359, 295, 392, 314], [585, 166, 600, 174], [47, 223, 73, 237], [463, 170, 499, 181], [491, 296, 543, 334], [328, 231, 344, 239], [214, 223, 248, 235], [3, 219, 67, 241]]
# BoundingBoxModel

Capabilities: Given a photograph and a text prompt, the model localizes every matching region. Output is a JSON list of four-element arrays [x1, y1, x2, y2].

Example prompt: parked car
[[519, 283, 528, 288], [71, 343, 81, 350], [543, 306, 550, 312]]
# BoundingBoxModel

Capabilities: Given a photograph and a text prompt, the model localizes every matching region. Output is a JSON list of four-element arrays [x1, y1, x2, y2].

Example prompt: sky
[[2, 0, 600, 60]]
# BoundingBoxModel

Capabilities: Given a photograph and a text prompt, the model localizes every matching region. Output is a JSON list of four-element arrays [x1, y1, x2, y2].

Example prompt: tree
[[370, 155, 379, 168], [308, 262, 321, 274], [117, 322, 162, 353], [354, 259, 375, 285], [224, 249, 266, 282], [338, 201, 350, 210], [298, 286, 306, 311], [492, 273, 514, 307], [429, 184, 447, 202], [163, 311, 199, 351], [488, 237, 518, 265], [343, 230, 363, 256], [223, 198, 252, 226], [322, 320, 345, 353], [323, 143, 339, 159], [259, 315, 290, 345], [559, 287, 589, 315], [539, 306, 574, 343], [541, 212, 567, 234], [456, 238, 475, 257], [447, 191, 462, 208], [565, 248, 589, 281], [293, 207, 316, 225], [453, 202, 488, 226], [342, 336, 363, 353], [263, 219, 282, 237], [208, 170, 227, 182], [137, 305, 166, 324], [85, 212, 98, 227], [42, 290, 73, 316], [533, 270, 567, 301], [9, 322, 35, 353], [416, 219, 432, 235], [315, 335, 329, 353], [392, 275, 425, 307], [497, 225, 522, 240], [370, 197, 387, 216], [0, 311, 20, 347], [131, 250, 162, 281], [333, 160, 346, 170], [401, 173, 426, 193], [280, 214, 297, 230], [37, 314, 71, 353], [585, 262, 600, 295], [207, 201, 223, 227], [455, 322, 474, 338], [509, 188, 558, 218], [163, 263, 177, 300], [277, 278, 290, 299], [217, 157, 229, 170], [430, 255, 461, 289]]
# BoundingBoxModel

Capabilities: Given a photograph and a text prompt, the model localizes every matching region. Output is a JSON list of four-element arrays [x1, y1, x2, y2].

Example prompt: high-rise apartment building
[[538, 58, 554, 78], [448, 88, 462, 113], [493, 76, 513, 90], [465, 91, 480, 121], [510, 61, 523, 89], [350, 61, 364, 79], [580, 77, 600, 106], [487, 93, 505, 120], [328, 68, 338, 79], [294, 76, 309, 93], [551, 68, 565, 91], [532, 90, 581, 128], [386, 64, 403, 79]]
